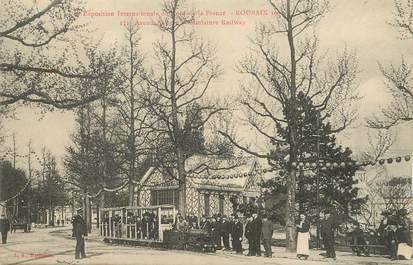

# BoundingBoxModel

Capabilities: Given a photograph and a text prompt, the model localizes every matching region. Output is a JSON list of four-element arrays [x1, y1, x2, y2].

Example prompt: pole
[[316, 113, 321, 249], [12, 133, 16, 169], [12, 133, 17, 218], [27, 141, 32, 225]]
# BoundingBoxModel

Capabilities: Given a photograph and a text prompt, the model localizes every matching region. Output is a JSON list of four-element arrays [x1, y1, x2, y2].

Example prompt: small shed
[[136, 155, 269, 217]]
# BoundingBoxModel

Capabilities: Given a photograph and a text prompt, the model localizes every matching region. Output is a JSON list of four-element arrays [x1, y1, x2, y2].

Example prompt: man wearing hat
[[321, 210, 336, 260], [245, 215, 254, 255], [261, 214, 273, 257], [221, 215, 231, 250], [0, 214, 10, 244], [231, 215, 243, 254], [72, 212, 87, 259]]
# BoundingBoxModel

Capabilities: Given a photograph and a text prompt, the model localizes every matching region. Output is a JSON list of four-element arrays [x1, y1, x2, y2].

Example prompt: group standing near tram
[[95, 206, 412, 261]]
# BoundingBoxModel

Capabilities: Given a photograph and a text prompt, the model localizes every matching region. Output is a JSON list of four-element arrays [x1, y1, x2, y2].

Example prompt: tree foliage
[[261, 93, 365, 224], [0, 0, 102, 109], [219, 0, 358, 251], [367, 0, 413, 129]]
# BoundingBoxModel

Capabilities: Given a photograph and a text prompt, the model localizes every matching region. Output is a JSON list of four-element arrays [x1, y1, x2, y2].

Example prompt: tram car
[[100, 205, 216, 252], [163, 229, 216, 252]]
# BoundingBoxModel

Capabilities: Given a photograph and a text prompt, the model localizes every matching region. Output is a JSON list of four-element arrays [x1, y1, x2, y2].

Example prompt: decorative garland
[[291, 154, 411, 170], [2, 148, 410, 198], [0, 178, 32, 206]]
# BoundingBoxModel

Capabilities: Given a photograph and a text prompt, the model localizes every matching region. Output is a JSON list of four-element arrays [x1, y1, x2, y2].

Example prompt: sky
[[3, 0, 413, 171]]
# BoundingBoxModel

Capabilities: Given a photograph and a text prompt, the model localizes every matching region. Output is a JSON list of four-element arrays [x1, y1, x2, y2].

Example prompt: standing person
[[72, 213, 87, 260], [349, 223, 369, 256], [228, 214, 234, 250], [261, 214, 273, 258], [200, 215, 207, 229], [221, 215, 231, 250], [142, 213, 150, 239], [211, 217, 221, 249], [396, 223, 412, 260], [231, 215, 243, 254], [0, 214, 11, 244], [321, 211, 336, 260], [202, 216, 211, 230], [251, 212, 262, 256], [386, 223, 399, 260], [296, 213, 310, 259], [245, 216, 254, 256]]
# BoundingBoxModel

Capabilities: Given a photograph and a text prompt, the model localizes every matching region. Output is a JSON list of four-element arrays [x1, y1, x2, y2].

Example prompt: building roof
[[140, 155, 269, 192]]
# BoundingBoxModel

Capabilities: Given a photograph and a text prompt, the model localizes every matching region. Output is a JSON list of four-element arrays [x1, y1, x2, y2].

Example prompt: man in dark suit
[[0, 214, 10, 244], [244, 216, 254, 256], [214, 215, 222, 249], [321, 211, 336, 260], [231, 215, 243, 254], [221, 215, 231, 250], [261, 214, 273, 257], [142, 212, 150, 239], [72, 213, 87, 259], [386, 223, 398, 260], [250, 212, 262, 256]]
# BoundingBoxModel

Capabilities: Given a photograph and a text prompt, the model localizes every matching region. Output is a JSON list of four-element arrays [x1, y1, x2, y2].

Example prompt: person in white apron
[[296, 213, 310, 259], [396, 224, 412, 260]]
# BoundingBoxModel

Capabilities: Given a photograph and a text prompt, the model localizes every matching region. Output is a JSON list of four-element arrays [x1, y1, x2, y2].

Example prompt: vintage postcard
[[0, 0, 412, 264]]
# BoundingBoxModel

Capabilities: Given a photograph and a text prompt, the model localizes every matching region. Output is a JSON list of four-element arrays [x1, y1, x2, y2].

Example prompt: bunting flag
[[183, 154, 412, 180], [1, 148, 410, 187], [0, 178, 32, 205], [291, 154, 411, 170]]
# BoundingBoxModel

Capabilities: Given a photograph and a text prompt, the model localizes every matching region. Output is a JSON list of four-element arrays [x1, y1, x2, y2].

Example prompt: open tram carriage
[[100, 205, 216, 252]]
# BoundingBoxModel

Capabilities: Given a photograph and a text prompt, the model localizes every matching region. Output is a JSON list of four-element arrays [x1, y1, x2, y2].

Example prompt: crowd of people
[[102, 211, 163, 240], [377, 213, 412, 260], [174, 212, 275, 257]]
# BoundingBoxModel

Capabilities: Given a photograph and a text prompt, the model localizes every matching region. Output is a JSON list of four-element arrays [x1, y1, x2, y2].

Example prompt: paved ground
[[0, 227, 411, 265]]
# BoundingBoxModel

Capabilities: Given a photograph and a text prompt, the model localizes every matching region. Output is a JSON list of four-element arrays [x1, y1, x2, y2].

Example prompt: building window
[[204, 194, 210, 216], [219, 195, 224, 215], [150, 189, 179, 209]]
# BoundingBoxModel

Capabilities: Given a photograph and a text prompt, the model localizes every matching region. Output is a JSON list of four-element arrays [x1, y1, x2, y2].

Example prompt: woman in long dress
[[296, 213, 310, 260]]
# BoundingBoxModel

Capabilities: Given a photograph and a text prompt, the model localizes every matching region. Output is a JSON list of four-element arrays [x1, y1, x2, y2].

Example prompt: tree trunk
[[285, 0, 297, 252], [99, 192, 105, 225], [177, 151, 186, 216], [286, 167, 297, 252], [86, 195, 91, 233], [96, 203, 100, 228], [128, 181, 135, 207]]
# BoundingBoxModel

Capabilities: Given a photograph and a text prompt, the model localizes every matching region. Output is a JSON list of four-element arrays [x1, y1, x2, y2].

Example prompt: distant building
[[136, 155, 271, 217], [354, 151, 413, 227]]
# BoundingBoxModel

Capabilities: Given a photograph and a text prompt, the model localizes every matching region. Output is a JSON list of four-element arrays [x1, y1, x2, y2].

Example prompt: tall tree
[[219, 0, 358, 250], [33, 149, 66, 225], [0, 160, 30, 214], [141, 0, 224, 216], [64, 47, 122, 229], [263, 93, 365, 225], [114, 22, 154, 206], [367, 0, 413, 129]]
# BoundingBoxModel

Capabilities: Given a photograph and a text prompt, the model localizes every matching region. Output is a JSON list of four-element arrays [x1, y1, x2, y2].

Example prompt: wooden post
[[158, 207, 161, 241], [108, 211, 112, 238], [139, 209, 143, 240]]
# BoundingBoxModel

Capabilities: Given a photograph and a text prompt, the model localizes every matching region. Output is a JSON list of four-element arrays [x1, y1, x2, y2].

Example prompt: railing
[[100, 205, 175, 242]]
